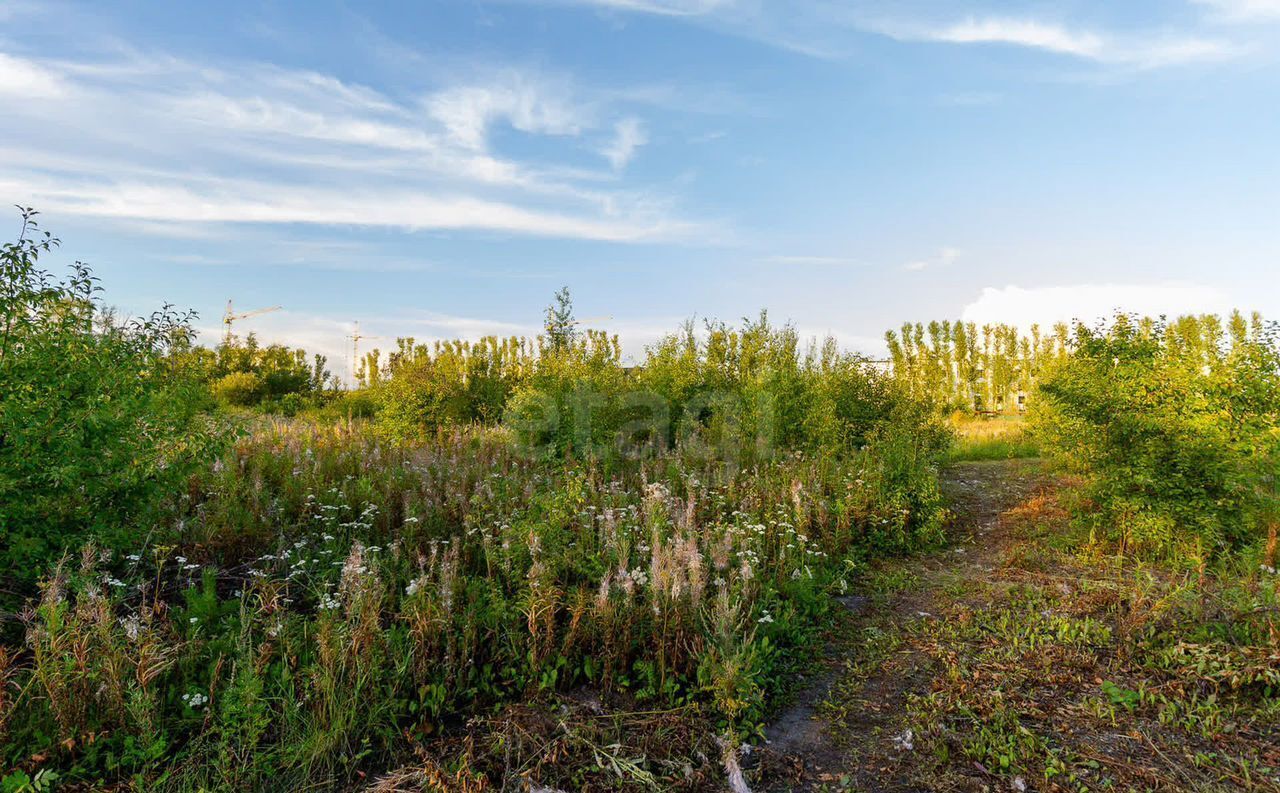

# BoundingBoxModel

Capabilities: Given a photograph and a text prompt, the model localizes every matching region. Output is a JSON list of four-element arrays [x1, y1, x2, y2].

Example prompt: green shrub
[[211, 371, 264, 406], [1031, 313, 1280, 559], [186, 333, 333, 410], [0, 210, 224, 604], [375, 336, 532, 440]]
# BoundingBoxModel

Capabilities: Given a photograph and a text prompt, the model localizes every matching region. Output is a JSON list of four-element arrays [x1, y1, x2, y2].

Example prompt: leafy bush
[[1031, 313, 1280, 559], [0, 210, 224, 602], [375, 336, 533, 440], [210, 370, 264, 406], [184, 332, 334, 411], [505, 328, 633, 458]]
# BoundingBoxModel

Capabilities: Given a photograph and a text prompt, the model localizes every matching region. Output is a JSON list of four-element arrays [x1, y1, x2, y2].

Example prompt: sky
[[2, 0, 1278, 379]]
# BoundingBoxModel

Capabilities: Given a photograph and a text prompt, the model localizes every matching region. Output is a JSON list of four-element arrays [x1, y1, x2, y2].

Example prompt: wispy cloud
[[425, 74, 585, 150], [0, 49, 702, 243], [600, 117, 648, 170], [0, 51, 67, 97], [564, 0, 733, 17], [904, 247, 959, 272], [538, 1, 1251, 68], [0, 173, 688, 241], [938, 91, 1002, 107], [880, 17, 1242, 68], [1194, 0, 1280, 22], [763, 254, 864, 267]]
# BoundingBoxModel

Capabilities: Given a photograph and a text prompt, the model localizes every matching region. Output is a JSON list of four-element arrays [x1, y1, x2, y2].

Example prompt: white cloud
[[904, 247, 960, 272], [763, 254, 863, 267], [1194, 0, 1280, 22], [929, 18, 1105, 59], [961, 283, 1234, 331], [425, 75, 585, 150], [567, 0, 734, 16], [0, 49, 697, 243], [600, 117, 647, 170], [548, 2, 1250, 68], [0, 172, 689, 241], [0, 52, 68, 98], [888, 17, 1241, 68]]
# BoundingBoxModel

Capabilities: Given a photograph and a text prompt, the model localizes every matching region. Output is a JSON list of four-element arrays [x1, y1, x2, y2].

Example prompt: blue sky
[[3, 0, 1278, 378]]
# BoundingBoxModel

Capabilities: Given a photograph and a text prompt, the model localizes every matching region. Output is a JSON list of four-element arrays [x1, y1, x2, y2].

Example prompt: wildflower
[[118, 616, 141, 641], [757, 611, 774, 624], [181, 692, 209, 709], [892, 728, 914, 751]]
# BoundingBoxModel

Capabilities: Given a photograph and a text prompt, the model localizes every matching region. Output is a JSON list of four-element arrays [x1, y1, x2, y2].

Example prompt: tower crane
[[347, 321, 384, 384], [223, 300, 282, 343]]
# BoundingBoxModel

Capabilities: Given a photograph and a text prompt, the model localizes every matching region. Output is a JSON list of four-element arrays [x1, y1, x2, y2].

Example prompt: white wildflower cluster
[[318, 591, 341, 611], [181, 692, 209, 710], [1260, 563, 1277, 576], [892, 728, 914, 751], [118, 615, 141, 641]]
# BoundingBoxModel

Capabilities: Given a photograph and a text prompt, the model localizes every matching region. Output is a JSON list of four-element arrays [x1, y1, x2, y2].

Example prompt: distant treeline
[[884, 312, 1269, 413]]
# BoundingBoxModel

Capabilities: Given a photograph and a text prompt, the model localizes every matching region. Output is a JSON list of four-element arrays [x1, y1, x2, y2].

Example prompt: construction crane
[[347, 321, 384, 384], [572, 315, 613, 326], [223, 300, 282, 343]]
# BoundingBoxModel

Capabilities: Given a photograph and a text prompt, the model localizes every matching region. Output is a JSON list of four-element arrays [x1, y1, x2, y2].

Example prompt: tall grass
[[946, 416, 1040, 463], [2, 416, 948, 790]]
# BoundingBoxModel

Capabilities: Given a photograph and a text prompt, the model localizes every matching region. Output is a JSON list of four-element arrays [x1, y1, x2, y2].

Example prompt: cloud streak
[[879, 16, 1241, 68], [904, 247, 960, 272], [0, 49, 700, 242], [1194, 0, 1280, 22], [541, 1, 1250, 68]]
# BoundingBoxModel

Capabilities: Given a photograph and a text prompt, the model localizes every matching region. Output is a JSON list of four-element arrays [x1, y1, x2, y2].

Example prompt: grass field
[[946, 415, 1040, 462]]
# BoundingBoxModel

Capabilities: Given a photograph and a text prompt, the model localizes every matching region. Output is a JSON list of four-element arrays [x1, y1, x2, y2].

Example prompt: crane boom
[[222, 301, 282, 341], [228, 306, 282, 322]]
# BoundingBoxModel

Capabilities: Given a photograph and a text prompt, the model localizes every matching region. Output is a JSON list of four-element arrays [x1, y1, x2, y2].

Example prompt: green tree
[[543, 286, 577, 354]]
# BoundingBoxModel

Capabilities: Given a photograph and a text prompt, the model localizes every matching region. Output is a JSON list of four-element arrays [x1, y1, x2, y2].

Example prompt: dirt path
[[758, 458, 1280, 793], [759, 459, 1052, 792]]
